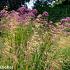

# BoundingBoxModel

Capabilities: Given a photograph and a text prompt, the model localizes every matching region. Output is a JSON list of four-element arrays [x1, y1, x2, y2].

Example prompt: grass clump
[[0, 17, 70, 70]]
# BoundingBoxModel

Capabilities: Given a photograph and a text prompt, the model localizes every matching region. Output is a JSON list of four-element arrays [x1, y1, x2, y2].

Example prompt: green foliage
[[15, 24, 33, 46], [0, 0, 30, 10], [62, 59, 70, 70], [64, 28, 70, 32], [34, 0, 70, 22], [55, 0, 65, 4]]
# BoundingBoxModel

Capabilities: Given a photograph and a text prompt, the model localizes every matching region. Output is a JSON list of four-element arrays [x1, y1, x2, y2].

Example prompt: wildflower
[[66, 17, 70, 22], [31, 9, 38, 15], [0, 9, 8, 18], [60, 18, 68, 24], [17, 6, 27, 15], [6, 10, 21, 23], [28, 12, 35, 17], [42, 11, 49, 17], [61, 17, 70, 24]]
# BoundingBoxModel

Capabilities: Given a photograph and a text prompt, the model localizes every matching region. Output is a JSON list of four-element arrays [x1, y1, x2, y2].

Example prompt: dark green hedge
[[34, 1, 70, 22]]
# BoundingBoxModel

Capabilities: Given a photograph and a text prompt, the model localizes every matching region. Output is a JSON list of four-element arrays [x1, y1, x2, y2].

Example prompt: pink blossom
[[42, 11, 49, 17], [60, 17, 70, 24], [28, 12, 35, 17], [60, 18, 68, 24], [66, 17, 70, 22], [17, 6, 27, 15], [6, 10, 22, 22], [31, 9, 38, 15], [0, 9, 8, 17]]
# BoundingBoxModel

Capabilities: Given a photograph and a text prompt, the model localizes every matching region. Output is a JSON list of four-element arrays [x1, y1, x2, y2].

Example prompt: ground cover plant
[[0, 5, 70, 70]]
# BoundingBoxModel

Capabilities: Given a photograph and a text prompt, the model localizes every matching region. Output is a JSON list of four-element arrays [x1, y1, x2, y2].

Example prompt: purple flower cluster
[[12, 7, 38, 22], [0, 7, 49, 24], [31, 9, 38, 15], [28, 12, 35, 17], [0, 7, 37, 23], [42, 11, 49, 17], [17, 7, 37, 16], [17, 6, 28, 15], [0, 9, 8, 18], [61, 17, 70, 24], [16, 7, 38, 22], [66, 17, 70, 22]]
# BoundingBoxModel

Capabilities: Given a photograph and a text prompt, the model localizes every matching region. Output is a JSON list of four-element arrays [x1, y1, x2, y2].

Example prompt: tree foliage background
[[0, 0, 30, 10], [0, 0, 69, 10], [33, 0, 70, 22]]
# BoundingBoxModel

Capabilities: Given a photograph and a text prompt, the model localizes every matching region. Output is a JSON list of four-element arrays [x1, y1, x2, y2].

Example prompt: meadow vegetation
[[0, 7, 70, 70]]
